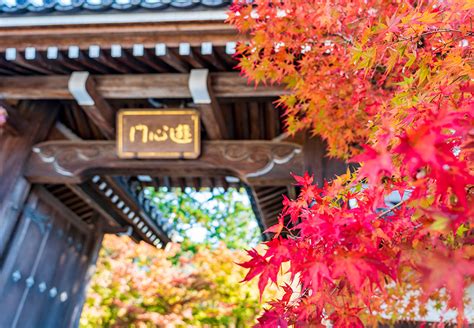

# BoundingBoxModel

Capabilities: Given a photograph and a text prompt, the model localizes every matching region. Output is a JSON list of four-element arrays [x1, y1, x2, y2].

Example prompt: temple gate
[[0, 2, 346, 327]]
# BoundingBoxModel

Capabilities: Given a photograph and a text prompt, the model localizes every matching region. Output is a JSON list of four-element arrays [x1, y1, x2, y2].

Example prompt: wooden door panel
[[16, 208, 70, 328], [0, 192, 42, 328], [0, 187, 102, 328], [44, 229, 87, 328]]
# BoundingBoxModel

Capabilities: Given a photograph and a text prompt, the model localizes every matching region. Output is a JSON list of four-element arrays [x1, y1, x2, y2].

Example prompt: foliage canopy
[[81, 188, 270, 327], [229, 0, 473, 326]]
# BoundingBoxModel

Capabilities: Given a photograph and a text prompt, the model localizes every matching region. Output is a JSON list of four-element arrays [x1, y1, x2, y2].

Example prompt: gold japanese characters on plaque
[[117, 109, 201, 159]]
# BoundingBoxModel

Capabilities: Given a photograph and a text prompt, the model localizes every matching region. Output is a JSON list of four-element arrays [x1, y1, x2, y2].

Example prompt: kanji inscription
[[117, 109, 200, 159]]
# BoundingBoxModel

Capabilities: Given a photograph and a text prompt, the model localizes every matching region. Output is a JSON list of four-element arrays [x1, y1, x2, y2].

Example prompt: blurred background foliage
[[149, 187, 260, 249], [80, 187, 275, 327]]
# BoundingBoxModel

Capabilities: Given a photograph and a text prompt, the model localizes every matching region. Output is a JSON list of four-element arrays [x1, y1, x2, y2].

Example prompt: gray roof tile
[[0, 0, 230, 14]]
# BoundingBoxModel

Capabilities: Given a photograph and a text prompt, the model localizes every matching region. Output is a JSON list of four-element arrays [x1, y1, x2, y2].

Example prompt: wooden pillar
[[189, 69, 229, 140], [303, 131, 325, 187], [0, 100, 58, 261], [303, 131, 348, 187]]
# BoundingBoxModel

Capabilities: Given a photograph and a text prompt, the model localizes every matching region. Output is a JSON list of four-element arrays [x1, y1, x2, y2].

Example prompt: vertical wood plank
[[303, 132, 325, 187], [69, 219, 104, 328], [0, 100, 58, 260], [303, 132, 349, 188], [0, 192, 40, 328]]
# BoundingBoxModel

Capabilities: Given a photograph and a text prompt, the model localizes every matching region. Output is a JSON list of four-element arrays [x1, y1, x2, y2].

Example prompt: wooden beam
[[76, 181, 142, 243], [189, 69, 228, 139], [251, 185, 287, 233], [0, 22, 241, 50], [89, 46, 130, 74], [199, 42, 227, 71], [23, 47, 70, 74], [68, 71, 115, 139], [48, 122, 81, 141], [25, 140, 303, 185], [0, 101, 58, 201], [0, 73, 287, 100]]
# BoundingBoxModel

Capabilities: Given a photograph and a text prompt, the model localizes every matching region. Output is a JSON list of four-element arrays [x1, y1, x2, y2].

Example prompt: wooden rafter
[[155, 43, 189, 73], [106, 177, 171, 246], [0, 73, 287, 100], [245, 185, 270, 238], [76, 176, 170, 246], [97, 176, 170, 246], [66, 183, 119, 228], [25, 140, 303, 185], [35, 186, 92, 234]]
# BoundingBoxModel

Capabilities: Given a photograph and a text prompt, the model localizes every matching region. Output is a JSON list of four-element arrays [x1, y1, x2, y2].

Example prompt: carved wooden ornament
[[26, 140, 303, 185]]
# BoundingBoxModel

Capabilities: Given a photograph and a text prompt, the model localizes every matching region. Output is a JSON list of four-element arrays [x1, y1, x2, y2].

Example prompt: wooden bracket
[[188, 69, 228, 140], [68, 71, 115, 139], [189, 69, 212, 104]]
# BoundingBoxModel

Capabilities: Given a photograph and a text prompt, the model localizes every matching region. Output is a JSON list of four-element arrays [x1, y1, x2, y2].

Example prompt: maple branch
[[376, 200, 406, 220], [284, 226, 298, 239], [432, 34, 470, 53], [395, 29, 472, 43], [327, 33, 353, 45]]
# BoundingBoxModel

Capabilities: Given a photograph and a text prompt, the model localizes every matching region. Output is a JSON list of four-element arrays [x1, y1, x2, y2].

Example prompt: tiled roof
[[0, 0, 230, 14]]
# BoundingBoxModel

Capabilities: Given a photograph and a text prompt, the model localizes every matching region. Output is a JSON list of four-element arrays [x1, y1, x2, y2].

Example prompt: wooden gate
[[0, 187, 103, 328]]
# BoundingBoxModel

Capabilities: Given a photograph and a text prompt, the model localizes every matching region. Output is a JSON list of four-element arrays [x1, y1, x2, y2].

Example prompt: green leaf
[[430, 216, 449, 232]]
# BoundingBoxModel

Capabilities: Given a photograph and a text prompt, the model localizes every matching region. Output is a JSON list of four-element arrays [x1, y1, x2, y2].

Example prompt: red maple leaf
[[264, 215, 285, 238], [418, 247, 474, 312], [329, 306, 364, 328], [239, 249, 279, 297], [255, 310, 288, 328], [350, 145, 394, 184]]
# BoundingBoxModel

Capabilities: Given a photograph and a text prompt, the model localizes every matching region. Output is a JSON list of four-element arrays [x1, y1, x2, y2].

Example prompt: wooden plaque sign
[[117, 109, 200, 159]]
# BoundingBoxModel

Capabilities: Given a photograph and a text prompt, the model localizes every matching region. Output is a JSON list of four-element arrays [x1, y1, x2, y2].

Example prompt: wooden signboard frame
[[117, 109, 201, 159]]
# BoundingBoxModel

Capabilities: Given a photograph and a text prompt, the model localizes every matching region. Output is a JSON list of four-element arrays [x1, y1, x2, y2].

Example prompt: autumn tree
[[81, 188, 275, 327], [229, 0, 473, 326], [80, 235, 273, 327]]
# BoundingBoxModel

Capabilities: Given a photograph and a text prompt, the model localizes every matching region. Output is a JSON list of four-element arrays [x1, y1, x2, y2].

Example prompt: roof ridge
[[0, 0, 230, 15]]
